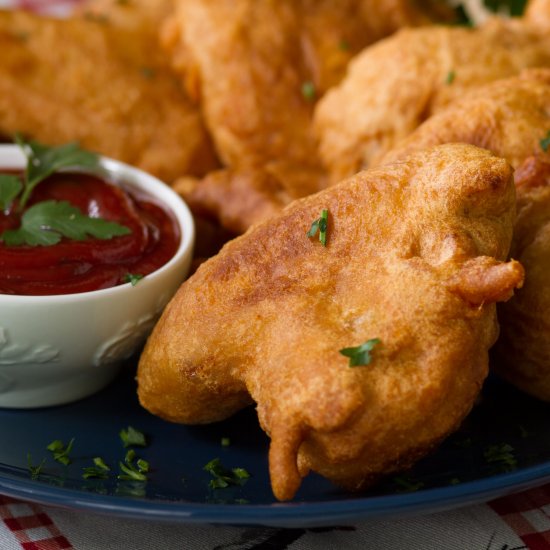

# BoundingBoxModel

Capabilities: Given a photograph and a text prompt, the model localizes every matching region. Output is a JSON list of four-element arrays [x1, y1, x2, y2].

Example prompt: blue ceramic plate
[[0, 364, 549, 527]]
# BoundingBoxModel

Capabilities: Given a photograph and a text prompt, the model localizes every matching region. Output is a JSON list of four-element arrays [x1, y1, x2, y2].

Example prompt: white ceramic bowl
[[0, 145, 195, 408]]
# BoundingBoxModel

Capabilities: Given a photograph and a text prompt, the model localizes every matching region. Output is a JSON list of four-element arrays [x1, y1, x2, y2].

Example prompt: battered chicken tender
[[174, 169, 292, 235], [78, 0, 173, 34], [0, 9, 217, 183], [314, 19, 550, 183], [76, 0, 173, 65], [380, 70, 550, 401], [525, 0, 550, 30], [163, 0, 454, 232], [497, 164, 550, 401], [138, 144, 523, 501]]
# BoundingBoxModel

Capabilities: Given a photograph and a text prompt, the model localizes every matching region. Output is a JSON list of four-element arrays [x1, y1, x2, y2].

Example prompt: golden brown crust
[[381, 69, 550, 169], [525, 0, 550, 30], [495, 166, 550, 401], [161, 0, 454, 232], [313, 20, 550, 183], [375, 70, 550, 401], [0, 9, 218, 183], [138, 144, 522, 500]]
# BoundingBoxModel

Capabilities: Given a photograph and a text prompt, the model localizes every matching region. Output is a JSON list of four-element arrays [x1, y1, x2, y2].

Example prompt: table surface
[[1, 0, 549, 548]]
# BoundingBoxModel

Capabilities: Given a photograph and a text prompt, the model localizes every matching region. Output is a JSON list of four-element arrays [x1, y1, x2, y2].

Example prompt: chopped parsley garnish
[[0, 174, 22, 211], [338, 39, 350, 51], [140, 67, 156, 80], [27, 453, 46, 480], [123, 273, 144, 286], [0, 137, 131, 247], [484, 443, 517, 472], [339, 338, 381, 367], [392, 475, 424, 492], [1, 200, 131, 247], [307, 208, 329, 246], [82, 457, 111, 480], [46, 438, 75, 466], [119, 426, 147, 448], [445, 70, 456, 84], [118, 449, 149, 481], [449, 478, 461, 485], [221, 437, 231, 447], [204, 458, 250, 489], [540, 130, 550, 152], [83, 12, 109, 23], [15, 136, 99, 211], [301, 81, 316, 102]]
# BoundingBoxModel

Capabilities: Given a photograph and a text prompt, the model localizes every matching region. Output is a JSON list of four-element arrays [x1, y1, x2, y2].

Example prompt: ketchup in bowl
[[0, 171, 180, 296]]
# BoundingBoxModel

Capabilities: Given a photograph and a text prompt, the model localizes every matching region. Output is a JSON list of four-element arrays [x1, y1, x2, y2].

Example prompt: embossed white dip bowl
[[0, 145, 195, 408]]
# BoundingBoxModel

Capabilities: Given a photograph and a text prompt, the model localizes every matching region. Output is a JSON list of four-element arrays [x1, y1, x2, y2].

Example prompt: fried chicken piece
[[76, 0, 173, 65], [0, 9, 217, 183], [378, 70, 550, 401], [381, 69, 550, 168], [78, 0, 172, 33], [138, 144, 523, 501], [525, 0, 550, 30], [163, 0, 454, 232], [174, 169, 292, 235], [314, 18, 550, 183], [496, 162, 550, 401]]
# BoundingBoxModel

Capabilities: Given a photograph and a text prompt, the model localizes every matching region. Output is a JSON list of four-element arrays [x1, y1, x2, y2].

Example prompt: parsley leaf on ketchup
[[123, 273, 145, 286], [15, 135, 99, 210], [1, 200, 131, 247], [1, 137, 132, 247], [0, 174, 22, 211]]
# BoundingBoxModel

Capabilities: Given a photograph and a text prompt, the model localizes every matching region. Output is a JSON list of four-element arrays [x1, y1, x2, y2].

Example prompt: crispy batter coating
[[75, 0, 174, 67], [313, 19, 550, 183], [163, 0, 454, 232], [381, 69, 550, 168], [496, 163, 550, 401], [0, 9, 217, 183], [138, 144, 523, 500], [77, 0, 173, 37], [379, 70, 550, 401], [525, 0, 550, 30], [173, 169, 292, 235]]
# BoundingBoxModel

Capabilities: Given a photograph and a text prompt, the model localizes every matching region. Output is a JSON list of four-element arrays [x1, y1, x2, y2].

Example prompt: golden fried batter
[[76, 0, 173, 65], [525, 0, 550, 30], [379, 70, 550, 401], [163, 0, 454, 232], [314, 19, 550, 183], [0, 9, 217, 183], [138, 144, 523, 501], [78, 0, 173, 34], [496, 163, 550, 401]]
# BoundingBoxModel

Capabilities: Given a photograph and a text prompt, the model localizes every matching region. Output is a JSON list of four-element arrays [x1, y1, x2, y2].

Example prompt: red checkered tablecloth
[[1, 0, 550, 548]]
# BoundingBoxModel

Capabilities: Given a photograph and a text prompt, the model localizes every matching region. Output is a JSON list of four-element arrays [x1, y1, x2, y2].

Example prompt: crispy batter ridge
[[0, 9, 217, 183], [378, 70, 550, 401], [313, 19, 550, 183], [138, 144, 522, 500]]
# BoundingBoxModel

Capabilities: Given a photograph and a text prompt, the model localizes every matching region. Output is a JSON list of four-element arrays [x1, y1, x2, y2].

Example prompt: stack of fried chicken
[[3, 0, 550, 501]]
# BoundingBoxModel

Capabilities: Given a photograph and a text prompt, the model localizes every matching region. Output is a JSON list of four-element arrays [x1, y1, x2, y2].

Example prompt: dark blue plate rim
[[1, 460, 549, 526]]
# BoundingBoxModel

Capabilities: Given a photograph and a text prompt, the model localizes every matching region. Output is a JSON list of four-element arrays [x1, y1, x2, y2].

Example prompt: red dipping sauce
[[0, 172, 180, 296]]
